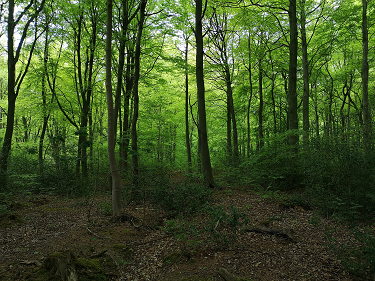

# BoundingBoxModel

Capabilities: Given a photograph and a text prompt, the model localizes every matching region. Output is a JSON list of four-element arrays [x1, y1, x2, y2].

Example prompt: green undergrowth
[[163, 204, 250, 250], [326, 226, 375, 280]]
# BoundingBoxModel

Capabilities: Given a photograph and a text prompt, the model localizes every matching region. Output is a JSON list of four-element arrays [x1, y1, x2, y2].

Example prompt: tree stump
[[43, 250, 78, 281]]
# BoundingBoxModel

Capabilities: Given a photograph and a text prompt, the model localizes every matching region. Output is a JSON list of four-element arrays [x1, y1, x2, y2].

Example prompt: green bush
[[150, 181, 212, 217], [231, 133, 303, 191], [302, 138, 375, 220], [330, 229, 375, 279], [204, 205, 250, 245]]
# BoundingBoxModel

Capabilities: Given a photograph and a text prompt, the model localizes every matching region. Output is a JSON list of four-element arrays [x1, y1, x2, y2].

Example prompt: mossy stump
[[43, 250, 78, 281]]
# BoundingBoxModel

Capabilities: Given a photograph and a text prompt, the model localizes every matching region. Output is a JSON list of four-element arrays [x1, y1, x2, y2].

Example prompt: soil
[[0, 185, 372, 281]]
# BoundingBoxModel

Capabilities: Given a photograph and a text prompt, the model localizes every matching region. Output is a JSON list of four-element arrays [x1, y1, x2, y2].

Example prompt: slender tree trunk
[[226, 93, 232, 157], [301, 0, 310, 144], [89, 108, 93, 172], [120, 52, 134, 173], [0, 0, 16, 187], [271, 76, 277, 135], [247, 32, 253, 158], [131, 0, 147, 185], [313, 84, 320, 138], [288, 0, 299, 152], [225, 68, 239, 161], [106, 0, 122, 216], [258, 60, 264, 149], [39, 29, 50, 175], [195, 0, 214, 187], [362, 0, 371, 151], [184, 37, 192, 172]]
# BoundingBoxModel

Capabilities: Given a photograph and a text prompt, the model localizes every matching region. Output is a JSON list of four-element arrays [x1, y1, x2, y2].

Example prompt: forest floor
[[0, 183, 373, 281]]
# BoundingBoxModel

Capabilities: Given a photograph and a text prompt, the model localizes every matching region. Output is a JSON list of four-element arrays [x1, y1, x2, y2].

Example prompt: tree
[[288, 0, 299, 152], [106, 0, 122, 216], [362, 0, 371, 152], [206, 8, 239, 162], [184, 35, 193, 172], [131, 0, 147, 185], [195, 0, 214, 187], [0, 0, 46, 188]]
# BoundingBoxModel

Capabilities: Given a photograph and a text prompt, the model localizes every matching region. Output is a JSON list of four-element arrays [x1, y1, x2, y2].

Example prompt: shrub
[[302, 137, 375, 220], [150, 181, 212, 217]]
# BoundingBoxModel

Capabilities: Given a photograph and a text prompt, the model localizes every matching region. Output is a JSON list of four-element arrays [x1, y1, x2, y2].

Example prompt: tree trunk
[[184, 37, 192, 172], [225, 68, 239, 162], [258, 59, 264, 150], [106, 0, 122, 216], [301, 0, 310, 144], [226, 93, 232, 157], [0, 0, 16, 188], [288, 0, 299, 152], [246, 32, 253, 158], [196, 0, 214, 187], [120, 52, 134, 173], [131, 0, 147, 186], [362, 0, 371, 151]]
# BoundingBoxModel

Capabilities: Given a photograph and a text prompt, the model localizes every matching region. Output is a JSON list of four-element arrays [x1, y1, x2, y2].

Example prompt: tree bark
[[120, 51, 134, 173], [246, 32, 253, 158], [301, 0, 310, 144], [225, 67, 239, 162], [258, 59, 264, 150], [362, 0, 371, 152], [288, 0, 299, 152], [131, 0, 147, 186], [106, 0, 122, 216], [195, 0, 214, 187], [39, 27, 50, 175], [184, 37, 192, 172]]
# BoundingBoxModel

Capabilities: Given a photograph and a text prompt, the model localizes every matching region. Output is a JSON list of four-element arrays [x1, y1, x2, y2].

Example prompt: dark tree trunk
[[120, 52, 134, 173], [362, 0, 371, 151], [301, 0, 310, 144], [258, 60, 264, 149], [226, 93, 232, 157], [288, 0, 299, 152], [39, 29, 50, 174], [195, 0, 214, 187], [184, 37, 192, 172], [225, 68, 239, 162], [246, 32, 253, 158], [131, 0, 147, 186], [106, 0, 122, 216]]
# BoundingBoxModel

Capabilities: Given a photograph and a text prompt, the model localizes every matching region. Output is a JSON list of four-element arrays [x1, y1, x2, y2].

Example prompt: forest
[[0, 0, 375, 280]]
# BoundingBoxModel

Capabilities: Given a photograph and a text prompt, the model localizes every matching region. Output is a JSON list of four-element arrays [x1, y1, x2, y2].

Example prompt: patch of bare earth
[[0, 189, 368, 281]]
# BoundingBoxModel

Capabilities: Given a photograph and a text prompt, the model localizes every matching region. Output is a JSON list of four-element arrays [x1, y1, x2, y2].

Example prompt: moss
[[76, 258, 102, 272]]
